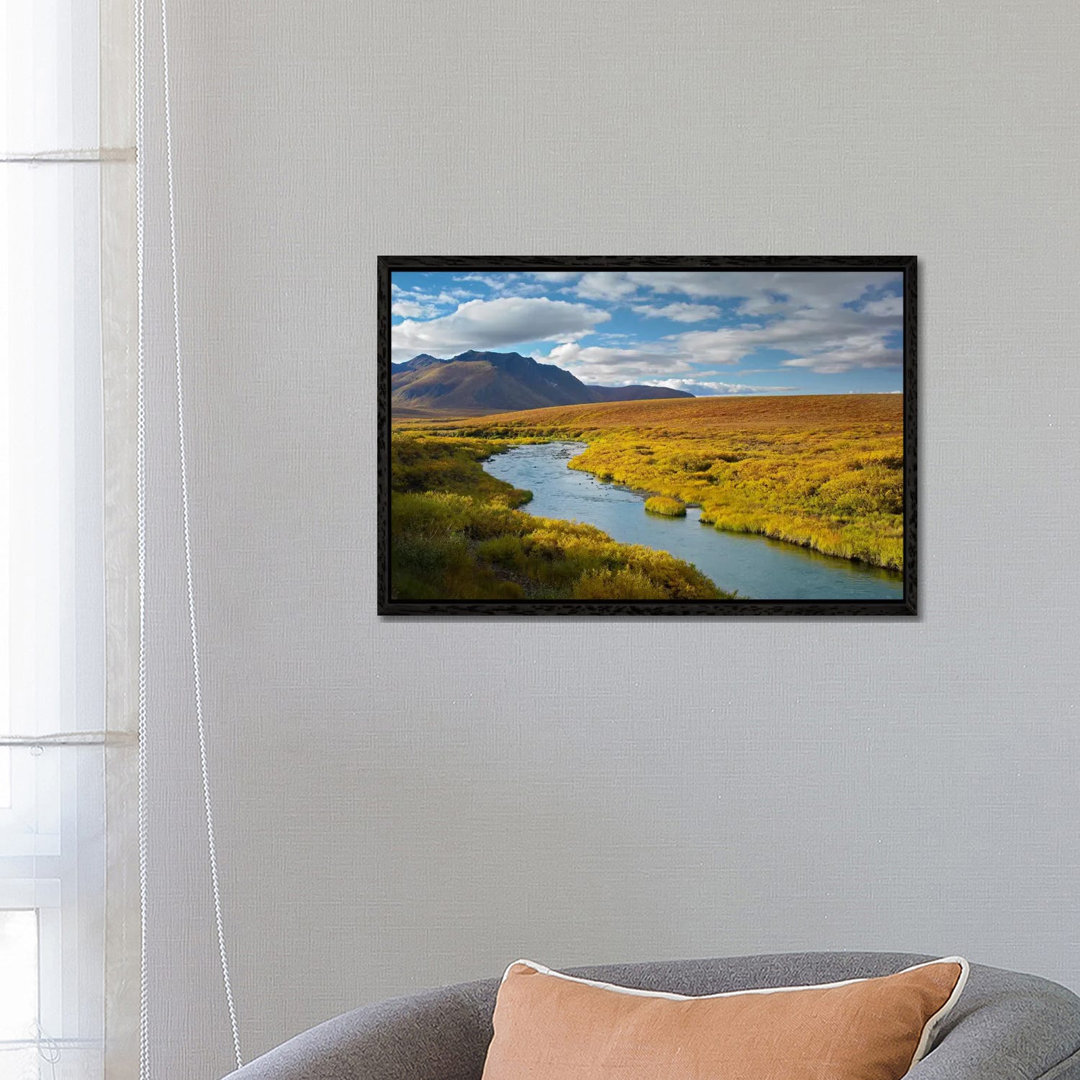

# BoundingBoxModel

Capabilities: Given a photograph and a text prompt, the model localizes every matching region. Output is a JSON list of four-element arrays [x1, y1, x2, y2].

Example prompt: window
[[2, 2, 114, 1077]]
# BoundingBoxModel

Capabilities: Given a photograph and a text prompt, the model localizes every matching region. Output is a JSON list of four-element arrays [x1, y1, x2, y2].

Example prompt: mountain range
[[391, 350, 692, 416]]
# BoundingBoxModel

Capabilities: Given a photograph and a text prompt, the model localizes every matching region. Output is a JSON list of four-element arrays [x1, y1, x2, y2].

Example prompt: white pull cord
[[135, 0, 244, 1070], [134, 0, 151, 1074], [159, 0, 244, 1065]]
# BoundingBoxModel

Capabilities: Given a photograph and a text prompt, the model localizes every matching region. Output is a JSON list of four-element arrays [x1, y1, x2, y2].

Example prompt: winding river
[[483, 442, 903, 601]]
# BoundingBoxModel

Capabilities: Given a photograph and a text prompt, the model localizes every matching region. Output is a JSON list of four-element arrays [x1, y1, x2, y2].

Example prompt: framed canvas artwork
[[378, 256, 916, 616]]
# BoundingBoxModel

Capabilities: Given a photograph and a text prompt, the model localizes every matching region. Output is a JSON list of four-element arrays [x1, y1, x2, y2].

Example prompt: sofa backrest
[[224, 952, 1080, 1080]]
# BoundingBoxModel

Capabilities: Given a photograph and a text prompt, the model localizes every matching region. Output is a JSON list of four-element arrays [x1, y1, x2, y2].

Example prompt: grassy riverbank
[[405, 394, 905, 571], [389, 433, 728, 601]]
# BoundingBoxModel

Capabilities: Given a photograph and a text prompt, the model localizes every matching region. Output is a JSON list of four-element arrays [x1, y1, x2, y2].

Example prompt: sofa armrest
[[909, 966, 1080, 1080], [221, 980, 496, 1080]]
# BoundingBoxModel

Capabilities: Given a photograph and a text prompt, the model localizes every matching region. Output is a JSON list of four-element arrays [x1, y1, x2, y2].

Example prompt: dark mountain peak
[[395, 353, 443, 371], [400, 350, 540, 372], [452, 349, 535, 369], [391, 349, 693, 416]]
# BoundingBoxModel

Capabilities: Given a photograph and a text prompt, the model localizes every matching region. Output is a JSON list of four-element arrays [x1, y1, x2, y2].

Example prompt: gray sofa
[[224, 952, 1080, 1079]]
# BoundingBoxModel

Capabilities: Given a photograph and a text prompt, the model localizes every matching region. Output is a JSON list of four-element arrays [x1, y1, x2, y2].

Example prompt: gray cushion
[[222, 952, 1080, 1080]]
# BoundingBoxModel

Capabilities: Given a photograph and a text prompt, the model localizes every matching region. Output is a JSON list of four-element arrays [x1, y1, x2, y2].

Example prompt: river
[[482, 441, 903, 601]]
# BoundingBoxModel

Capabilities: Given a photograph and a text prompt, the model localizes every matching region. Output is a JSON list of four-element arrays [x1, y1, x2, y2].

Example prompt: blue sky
[[390, 270, 904, 395]]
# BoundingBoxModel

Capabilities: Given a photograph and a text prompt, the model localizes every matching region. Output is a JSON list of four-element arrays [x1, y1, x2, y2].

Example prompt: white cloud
[[861, 295, 903, 317], [631, 302, 722, 323], [626, 270, 901, 312], [544, 342, 694, 383], [671, 306, 902, 370], [545, 299, 901, 380], [444, 274, 565, 299], [528, 271, 580, 282], [573, 271, 641, 301], [780, 340, 902, 374], [455, 273, 520, 291], [391, 299, 439, 318], [655, 379, 801, 396], [391, 287, 460, 308], [391, 297, 610, 361]]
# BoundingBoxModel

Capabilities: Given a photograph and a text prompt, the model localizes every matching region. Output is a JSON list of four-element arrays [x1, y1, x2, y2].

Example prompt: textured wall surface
[[138, 1, 1080, 1076]]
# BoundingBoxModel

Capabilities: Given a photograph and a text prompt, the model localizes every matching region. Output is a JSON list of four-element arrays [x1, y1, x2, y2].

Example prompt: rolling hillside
[[420, 389, 903, 435]]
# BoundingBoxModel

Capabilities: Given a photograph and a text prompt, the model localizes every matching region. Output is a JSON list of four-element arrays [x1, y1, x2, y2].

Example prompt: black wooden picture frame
[[378, 255, 916, 617]]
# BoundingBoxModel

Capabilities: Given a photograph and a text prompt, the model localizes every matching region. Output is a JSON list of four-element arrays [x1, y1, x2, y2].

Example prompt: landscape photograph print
[[378, 256, 916, 616]]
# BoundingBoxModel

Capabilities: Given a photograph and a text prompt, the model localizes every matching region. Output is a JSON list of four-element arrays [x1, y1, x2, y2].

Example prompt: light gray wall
[[140, 1, 1080, 1076]]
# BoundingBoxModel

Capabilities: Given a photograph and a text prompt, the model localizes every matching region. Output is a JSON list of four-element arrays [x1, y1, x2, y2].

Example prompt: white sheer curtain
[[1, 2, 137, 1078]]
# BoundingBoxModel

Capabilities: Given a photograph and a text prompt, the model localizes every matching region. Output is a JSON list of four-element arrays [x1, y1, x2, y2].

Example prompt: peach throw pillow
[[481, 957, 968, 1080]]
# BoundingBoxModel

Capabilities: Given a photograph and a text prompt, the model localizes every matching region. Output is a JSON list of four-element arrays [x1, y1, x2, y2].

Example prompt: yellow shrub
[[644, 496, 686, 517]]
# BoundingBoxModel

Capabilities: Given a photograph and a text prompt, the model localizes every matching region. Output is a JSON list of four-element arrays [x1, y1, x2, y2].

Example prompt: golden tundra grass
[[389, 432, 728, 601], [407, 394, 905, 571]]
